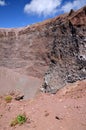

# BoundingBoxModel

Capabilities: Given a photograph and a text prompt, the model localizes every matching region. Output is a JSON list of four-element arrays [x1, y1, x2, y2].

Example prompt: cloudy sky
[[0, 0, 86, 28]]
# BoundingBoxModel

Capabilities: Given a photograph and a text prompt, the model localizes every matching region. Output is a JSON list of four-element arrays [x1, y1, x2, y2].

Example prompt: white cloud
[[0, 0, 6, 6], [24, 0, 62, 16], [61, 0, 86, 13]]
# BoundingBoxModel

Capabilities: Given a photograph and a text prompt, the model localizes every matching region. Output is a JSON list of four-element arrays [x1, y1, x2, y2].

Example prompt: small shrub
[[17, 114, 27, 124], [10, 114, 27, 127], [5, 95, 12, 103], [10, 118, 18, 127]]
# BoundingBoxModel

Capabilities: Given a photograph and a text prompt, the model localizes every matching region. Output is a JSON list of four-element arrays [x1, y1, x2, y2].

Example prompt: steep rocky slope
[[42, 6, 86, 93], [0, 22, 51, 78], [0, 6, 86, 94]]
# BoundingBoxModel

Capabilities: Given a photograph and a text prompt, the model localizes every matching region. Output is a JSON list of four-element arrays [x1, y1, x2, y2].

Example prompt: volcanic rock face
[[0, 6, 86, 93], [0, 26, 50, 78], [42, 6, 86, 93]]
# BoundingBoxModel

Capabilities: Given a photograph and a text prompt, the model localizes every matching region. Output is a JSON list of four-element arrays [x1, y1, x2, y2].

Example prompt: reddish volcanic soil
[[0, 80, 86, 130]]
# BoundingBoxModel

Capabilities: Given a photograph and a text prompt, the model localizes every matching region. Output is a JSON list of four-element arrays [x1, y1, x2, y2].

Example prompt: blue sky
[[0, 0, 86, 28]]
